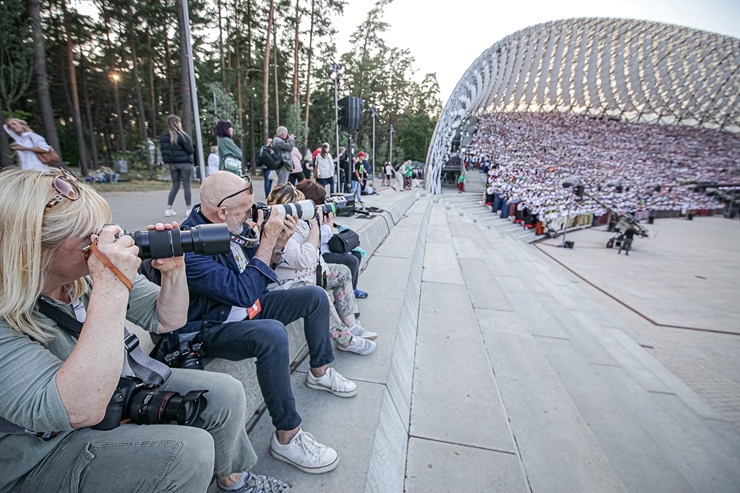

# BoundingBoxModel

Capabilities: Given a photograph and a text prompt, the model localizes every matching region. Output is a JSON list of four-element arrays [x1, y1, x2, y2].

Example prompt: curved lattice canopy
[[426, 18, 740, 193]]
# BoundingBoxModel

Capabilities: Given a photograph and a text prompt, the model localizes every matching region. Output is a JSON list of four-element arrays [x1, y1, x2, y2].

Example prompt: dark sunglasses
[[217, 176, 254, 207], [46, 169, 81, 209]]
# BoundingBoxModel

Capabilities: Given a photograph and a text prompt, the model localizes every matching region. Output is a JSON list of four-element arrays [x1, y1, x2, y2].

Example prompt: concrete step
[[450, 214, 740, 492]]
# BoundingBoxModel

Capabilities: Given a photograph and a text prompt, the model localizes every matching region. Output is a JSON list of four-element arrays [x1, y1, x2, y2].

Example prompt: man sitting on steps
[[163, 171, 359, 476]]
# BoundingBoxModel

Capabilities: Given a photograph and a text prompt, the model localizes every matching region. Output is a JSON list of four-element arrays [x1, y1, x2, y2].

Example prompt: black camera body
[[93, 377, 208, 430], [327, 194, 355, 217], [164, 339, 205, 370], [129, 223, 231, 259]]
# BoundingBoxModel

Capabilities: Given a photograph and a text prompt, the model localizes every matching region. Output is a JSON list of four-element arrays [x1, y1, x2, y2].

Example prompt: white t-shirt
[[207, 152, 219, 176], [3, 125, 51, 172], [225, 243, 249, 322]]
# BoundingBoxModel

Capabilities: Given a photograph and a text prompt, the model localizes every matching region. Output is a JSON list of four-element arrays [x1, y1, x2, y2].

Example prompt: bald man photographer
[[157, 171, 359, 475]]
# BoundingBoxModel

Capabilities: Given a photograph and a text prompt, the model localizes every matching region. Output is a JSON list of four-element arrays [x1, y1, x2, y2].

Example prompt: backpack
[[260, 146, 282, 170]]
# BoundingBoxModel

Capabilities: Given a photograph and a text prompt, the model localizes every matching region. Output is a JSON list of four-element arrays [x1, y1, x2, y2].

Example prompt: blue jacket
[[179, 206, 280, 336]]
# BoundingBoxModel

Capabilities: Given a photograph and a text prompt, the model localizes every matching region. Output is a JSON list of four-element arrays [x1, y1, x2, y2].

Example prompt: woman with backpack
[[160, 114, 194, 217], [314, 143, 335, 195]]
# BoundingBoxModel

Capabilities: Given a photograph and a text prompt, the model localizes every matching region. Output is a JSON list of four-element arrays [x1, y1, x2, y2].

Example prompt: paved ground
[[536, 220, 740, 430]]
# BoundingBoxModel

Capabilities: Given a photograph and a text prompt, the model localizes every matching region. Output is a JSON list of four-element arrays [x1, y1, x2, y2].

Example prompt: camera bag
[[328, 228, 360, 254]]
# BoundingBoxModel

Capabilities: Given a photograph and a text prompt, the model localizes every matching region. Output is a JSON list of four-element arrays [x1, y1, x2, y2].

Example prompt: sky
[[333, 0, 740, 102]]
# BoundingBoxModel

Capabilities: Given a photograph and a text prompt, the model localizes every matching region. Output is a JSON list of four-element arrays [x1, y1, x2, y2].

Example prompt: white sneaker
[[270, 430, 339, 474], [164, 209, 177, 217], [349, 322, 377, 341], [305, 367, 357, 397], [185, 208, 192, 216], [337, 336, 376, 356]]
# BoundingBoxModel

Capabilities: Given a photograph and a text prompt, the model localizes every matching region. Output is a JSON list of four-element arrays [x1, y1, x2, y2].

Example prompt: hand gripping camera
[[93, 377, 208, 430]]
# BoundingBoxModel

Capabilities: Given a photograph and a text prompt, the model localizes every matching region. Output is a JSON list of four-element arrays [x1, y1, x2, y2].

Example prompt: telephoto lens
[[263, 199, 316, 221], [130, 223, 231, 259]]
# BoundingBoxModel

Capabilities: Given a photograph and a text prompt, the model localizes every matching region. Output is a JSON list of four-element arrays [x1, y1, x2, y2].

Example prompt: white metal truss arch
[[426, 17, 740, 194]]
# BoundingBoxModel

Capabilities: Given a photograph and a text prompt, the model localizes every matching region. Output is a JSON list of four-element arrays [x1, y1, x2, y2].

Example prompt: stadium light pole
[[180, 0, 206, 181], [370, 107, 376, 182], [328, 63, 341, 189]]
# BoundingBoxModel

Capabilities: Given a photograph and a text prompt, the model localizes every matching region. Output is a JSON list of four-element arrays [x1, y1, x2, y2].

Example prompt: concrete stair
[[240, 187, 739, 492]]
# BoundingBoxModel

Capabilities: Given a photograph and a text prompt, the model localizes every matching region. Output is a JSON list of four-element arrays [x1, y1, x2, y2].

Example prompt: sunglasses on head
[[46, 169, 81, 209], [216, 175, 254, 208]]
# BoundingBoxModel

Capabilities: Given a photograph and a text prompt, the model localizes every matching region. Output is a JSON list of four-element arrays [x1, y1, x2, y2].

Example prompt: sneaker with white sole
[[349, 323, 377, 341], [270, 430, 339, 474], [305, 367, 357, 397], [185, 208, 192, 216], [216, 472, 289, 493], [337, 336, 376, 355], [164, 209, 177, 217]]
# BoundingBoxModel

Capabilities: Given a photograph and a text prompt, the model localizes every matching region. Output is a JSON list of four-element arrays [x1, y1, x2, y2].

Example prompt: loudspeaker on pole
[[338, 96, 364, 132]]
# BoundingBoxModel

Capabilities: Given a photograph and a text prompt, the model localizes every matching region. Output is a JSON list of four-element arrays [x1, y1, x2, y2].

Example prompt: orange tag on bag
[[247, 299, 262, 319]]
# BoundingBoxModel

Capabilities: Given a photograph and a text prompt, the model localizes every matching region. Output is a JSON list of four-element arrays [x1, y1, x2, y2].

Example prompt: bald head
[[200, 171, 249, 214]]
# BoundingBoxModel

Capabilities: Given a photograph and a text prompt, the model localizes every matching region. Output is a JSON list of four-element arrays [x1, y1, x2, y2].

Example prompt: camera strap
[[37, 296, 172, 386]]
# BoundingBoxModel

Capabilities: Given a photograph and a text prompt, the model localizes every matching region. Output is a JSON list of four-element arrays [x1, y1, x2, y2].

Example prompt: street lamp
[[328, 63, 341, 190], [110, 72, 127, 155], [370, 107, 376, 183]]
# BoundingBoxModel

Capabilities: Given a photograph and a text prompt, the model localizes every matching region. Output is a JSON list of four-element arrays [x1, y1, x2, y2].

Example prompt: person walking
[[618, 226, 637, 255], [3, 118, 56, 171], [160, 115, 194, 217]]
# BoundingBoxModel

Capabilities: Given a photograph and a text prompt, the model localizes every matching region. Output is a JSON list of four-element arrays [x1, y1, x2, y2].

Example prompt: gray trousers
[[13, 370, 256, 493], [276, 169, 290, 185]]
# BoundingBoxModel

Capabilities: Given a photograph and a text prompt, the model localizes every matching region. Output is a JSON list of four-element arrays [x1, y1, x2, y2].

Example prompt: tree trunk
[[303, 0, 315, 140], [29, 0, 61, 159], [165, 35, 176, 115], [61, 1, 89, 175], [0, 112, 13, 167], [262, 0, 274, 143], [292, 0, 300, 108], [218, 0, 226, 86], [130, 32, 148, 142], [80, 55, 99, 168], [176, 0, 193, 134], [147, 30, 159, 170]]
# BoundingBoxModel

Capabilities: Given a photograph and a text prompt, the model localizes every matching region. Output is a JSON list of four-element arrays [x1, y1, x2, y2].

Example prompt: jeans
[[317, 177, 335, 195], [13, 370, 255, 493], [167, 162, 192, 207], [197, 286, 334, 432], [262, 166, 273, 198], [350, 180, 363, 203], [323, 251, 362, 289]]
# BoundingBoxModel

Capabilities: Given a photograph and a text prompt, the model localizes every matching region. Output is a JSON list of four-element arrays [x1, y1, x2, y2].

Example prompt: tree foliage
[[1, 0, 441, 173]]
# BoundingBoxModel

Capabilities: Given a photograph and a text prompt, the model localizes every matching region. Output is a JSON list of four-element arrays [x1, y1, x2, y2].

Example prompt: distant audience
[[465, 112, 739, 231]]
